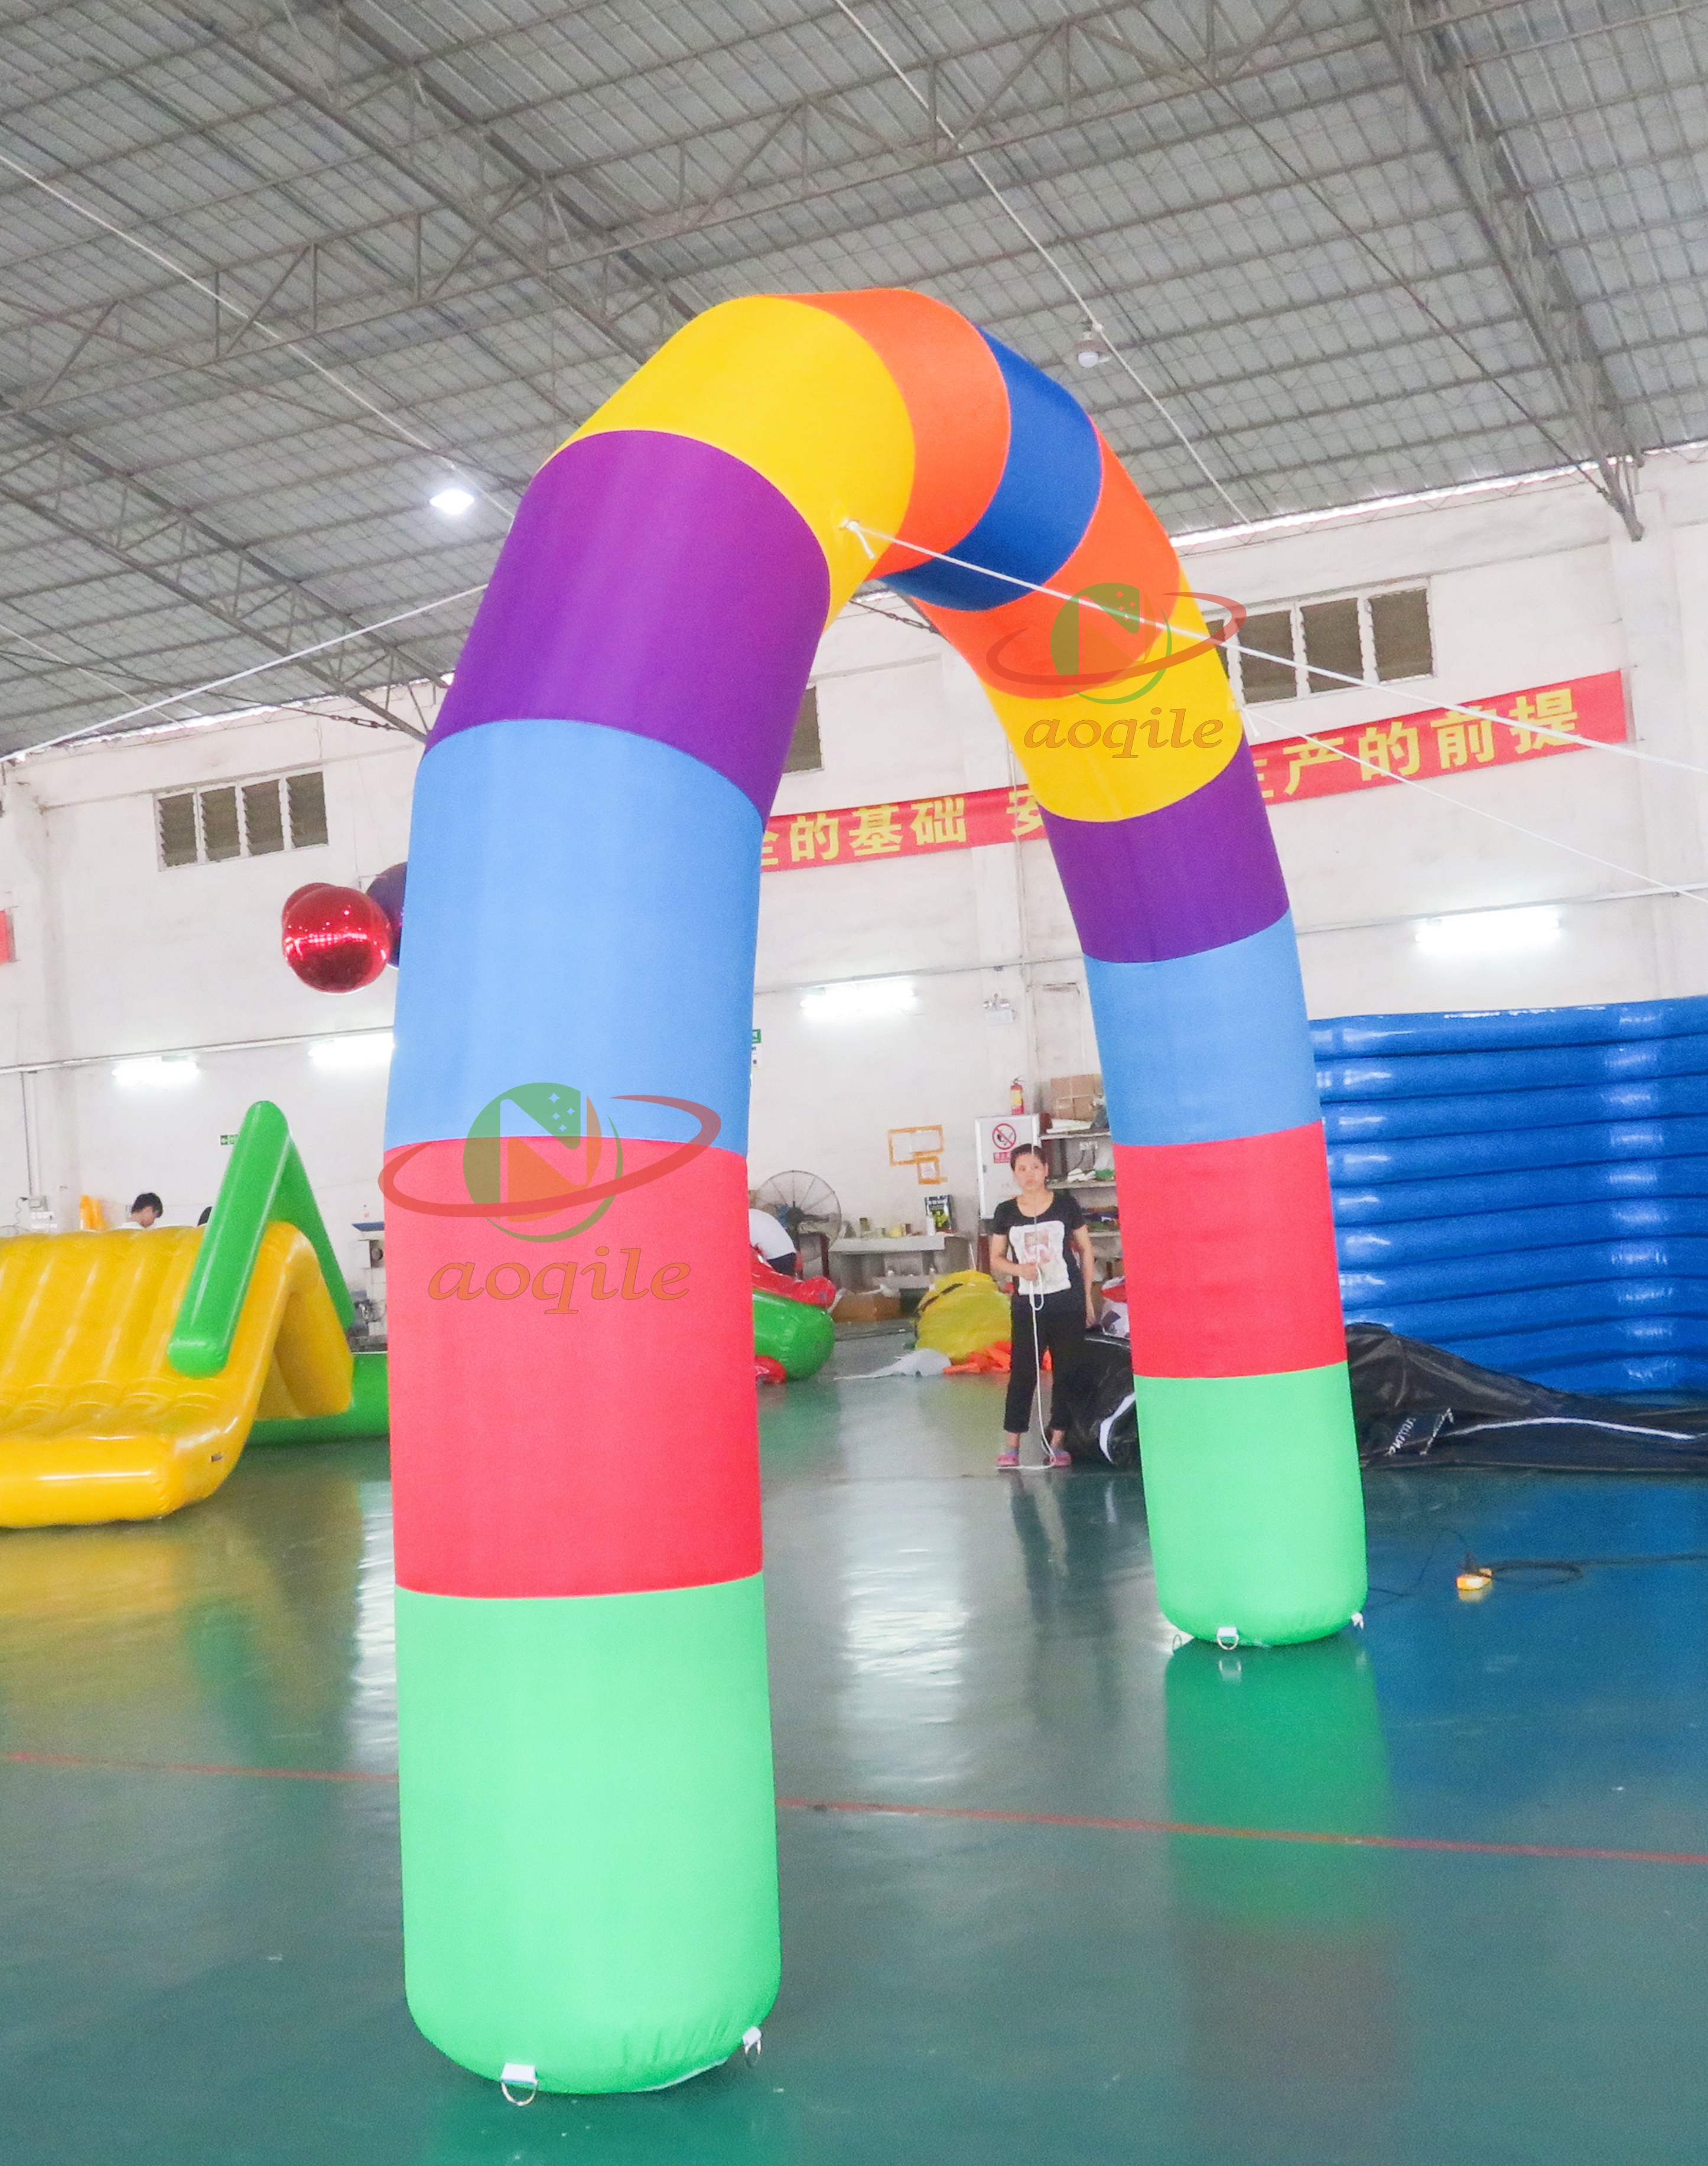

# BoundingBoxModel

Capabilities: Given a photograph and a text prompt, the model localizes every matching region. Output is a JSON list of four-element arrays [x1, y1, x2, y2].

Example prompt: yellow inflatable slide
[[0, 1102, 357, 1527]]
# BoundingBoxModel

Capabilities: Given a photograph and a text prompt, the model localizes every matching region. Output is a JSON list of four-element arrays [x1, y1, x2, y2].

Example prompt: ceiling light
[[1415, 906, 1561, 956], [309, 1032, 394, 1072], [1073, 331, 1112, 369], [113, 1056, 199, 1089], [430, 485, 476, 518], [801, 978, 917, 1023]]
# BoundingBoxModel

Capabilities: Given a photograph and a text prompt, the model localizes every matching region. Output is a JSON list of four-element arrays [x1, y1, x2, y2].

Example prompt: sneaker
[[1048, 1446, 1073, 1469], [996, 1448, 1021, 1470]]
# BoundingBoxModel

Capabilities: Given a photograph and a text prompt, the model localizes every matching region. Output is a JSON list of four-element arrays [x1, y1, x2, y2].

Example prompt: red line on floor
[[5, 1751, 1703, 1865], [774, 1796, 1708, 1865], [1, 1749, 392, 1784]]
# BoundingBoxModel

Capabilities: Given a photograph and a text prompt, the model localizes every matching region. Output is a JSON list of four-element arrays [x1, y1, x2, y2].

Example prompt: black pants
[[1004, 1289, 1086, 1435]]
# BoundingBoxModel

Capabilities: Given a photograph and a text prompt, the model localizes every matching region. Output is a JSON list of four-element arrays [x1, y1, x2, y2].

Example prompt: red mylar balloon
[[282, 883, 393, 992]]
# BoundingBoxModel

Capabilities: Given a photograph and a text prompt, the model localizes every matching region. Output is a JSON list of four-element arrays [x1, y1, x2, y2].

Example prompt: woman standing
[[988, 1142, 1097, 1469]]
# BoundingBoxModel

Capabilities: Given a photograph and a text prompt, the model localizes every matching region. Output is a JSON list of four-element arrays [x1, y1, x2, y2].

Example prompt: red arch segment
[[387, 1137, 763, 1598], [1115, 1127, 1348, 1378]]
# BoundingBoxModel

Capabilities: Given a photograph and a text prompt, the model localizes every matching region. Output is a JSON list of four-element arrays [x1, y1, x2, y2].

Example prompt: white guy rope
[[842, 518, 1708, 911], [2, 583, 488, 764], [845, 518, 1708, 783], [0, 143, 505, 500]]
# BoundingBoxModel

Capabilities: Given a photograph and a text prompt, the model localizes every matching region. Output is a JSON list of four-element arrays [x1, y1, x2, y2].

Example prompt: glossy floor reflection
[[6, 1332, 1708, 2161]]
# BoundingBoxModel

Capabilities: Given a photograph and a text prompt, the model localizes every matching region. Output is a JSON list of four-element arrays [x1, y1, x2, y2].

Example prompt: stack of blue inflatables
[[1316, 996, 1708, 1393]]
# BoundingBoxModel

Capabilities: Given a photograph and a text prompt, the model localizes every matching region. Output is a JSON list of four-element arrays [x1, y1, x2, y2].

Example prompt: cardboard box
[[1046, 1073, 1103, 1126], [835, 1290, 902, 1325]]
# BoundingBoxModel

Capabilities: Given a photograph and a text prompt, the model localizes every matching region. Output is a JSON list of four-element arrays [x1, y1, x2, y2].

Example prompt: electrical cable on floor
[[1462, 1548, 1708, 1590], [1364, 1524, 1476, 1610]]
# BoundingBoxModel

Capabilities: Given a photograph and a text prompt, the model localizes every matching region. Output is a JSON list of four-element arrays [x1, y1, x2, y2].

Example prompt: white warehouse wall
[[0, 708, 417, 1271], [1, 447, 1705, 1247]]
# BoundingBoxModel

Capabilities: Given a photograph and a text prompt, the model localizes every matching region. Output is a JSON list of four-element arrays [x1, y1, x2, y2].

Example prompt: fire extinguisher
[[1009, 1078, 1026, 1113]]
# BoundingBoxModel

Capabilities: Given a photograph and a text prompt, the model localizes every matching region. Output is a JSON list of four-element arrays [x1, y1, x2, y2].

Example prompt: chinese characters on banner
[[760, 672, 1628, 871], [760, 783, 1043, 870], [1250, 671, 1628, 804]]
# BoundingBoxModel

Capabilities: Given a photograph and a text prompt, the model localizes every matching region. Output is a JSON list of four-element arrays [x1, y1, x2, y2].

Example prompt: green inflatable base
[[249, 1348, 389, 1444], [396, 1575, 780, 2094], [1164, 1635, 1391, 1926], [753, 1289, 834, 1378], [1136, 1364, 1367, 1646]]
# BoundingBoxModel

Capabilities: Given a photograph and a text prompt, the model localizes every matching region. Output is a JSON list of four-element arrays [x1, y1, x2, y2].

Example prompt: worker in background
[[126, 1192, 164, 1228], [749, 1199, 799, 1277], [989, 1142, 1096, 1470]]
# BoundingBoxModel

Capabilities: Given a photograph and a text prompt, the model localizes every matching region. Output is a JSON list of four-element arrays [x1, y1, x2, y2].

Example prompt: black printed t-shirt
[[991, 1188, 1088, 1295]]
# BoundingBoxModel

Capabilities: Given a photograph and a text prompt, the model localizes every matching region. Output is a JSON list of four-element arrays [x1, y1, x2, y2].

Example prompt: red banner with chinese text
[[762, 783, 1044, 871], [1251, 670, 1628, 805], [760, 672, 1628, 871]]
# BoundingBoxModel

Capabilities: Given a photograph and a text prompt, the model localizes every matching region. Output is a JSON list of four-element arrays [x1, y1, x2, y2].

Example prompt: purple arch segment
[[430, 431, 831, 815], [1042, 743, 1289, 965]]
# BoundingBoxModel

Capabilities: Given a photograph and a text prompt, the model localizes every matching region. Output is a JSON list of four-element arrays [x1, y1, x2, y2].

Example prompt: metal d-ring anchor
[[499, 2062, 538, 2106], [742, 2027, 763, 2067]]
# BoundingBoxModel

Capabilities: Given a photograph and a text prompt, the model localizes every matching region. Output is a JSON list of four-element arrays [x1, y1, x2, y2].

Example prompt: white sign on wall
[[974, 1113, 1039, 1221]]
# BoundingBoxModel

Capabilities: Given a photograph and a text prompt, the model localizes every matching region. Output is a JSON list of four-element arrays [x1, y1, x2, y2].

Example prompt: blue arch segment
[[387, 718, 760, 1153], [885, 332, 1101, 614], [1088, 914, 1322, 1147]]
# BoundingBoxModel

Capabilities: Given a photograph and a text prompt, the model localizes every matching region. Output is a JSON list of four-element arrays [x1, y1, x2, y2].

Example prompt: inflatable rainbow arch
[[383, 288, 1367, 2093]]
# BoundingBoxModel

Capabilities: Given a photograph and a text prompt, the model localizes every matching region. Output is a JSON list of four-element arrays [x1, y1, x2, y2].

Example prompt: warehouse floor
[[4, 1332, 1708, 2164]]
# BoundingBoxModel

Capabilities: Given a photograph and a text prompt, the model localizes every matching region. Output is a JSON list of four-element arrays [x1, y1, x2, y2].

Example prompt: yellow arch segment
[[572, 295, 916, 619], [575, 291, 1232, 819], [984, 643, 1241, 822]]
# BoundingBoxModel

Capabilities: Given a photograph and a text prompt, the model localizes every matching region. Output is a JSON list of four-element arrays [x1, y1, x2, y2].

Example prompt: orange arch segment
[[795, 288, 1010, 577]]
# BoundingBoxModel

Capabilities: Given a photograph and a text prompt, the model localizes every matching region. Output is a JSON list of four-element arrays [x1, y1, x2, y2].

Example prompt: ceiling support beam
[[1367, 0, 1643, 538], [0, 406, 452, 736], [207, 4, 700, 371]]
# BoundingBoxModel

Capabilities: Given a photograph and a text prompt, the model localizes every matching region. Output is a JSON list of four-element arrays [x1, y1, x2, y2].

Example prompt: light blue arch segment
[[386, 717, 760, 1154], [1088, 913, 1322, 1147]]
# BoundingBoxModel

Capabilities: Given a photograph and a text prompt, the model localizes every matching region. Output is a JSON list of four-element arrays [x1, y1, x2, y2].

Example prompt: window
[[783, 688, 822, 775], [156, 768, 328, 868], [1228, 586, 1433, 704]]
